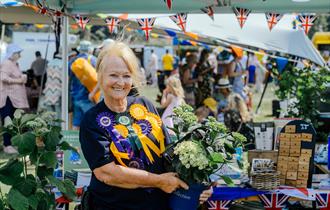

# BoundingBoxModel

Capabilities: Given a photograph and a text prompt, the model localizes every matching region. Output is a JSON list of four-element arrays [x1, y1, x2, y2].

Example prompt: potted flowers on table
[[163, 105, 246, 210]]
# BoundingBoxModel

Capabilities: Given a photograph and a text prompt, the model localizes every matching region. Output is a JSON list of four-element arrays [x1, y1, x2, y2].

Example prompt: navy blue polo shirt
[[79, 96, 171, 210]]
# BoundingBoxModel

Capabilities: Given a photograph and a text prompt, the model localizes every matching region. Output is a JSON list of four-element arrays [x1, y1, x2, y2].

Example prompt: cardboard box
[[291, 133, 302, 139], [278, 156, 289, 162], [301, 133, 313, 142], [301, 149, 312, 156], [279, 146, 290, 156], [298, 163, 310, 172], [290, 141, 301, 147], [288, 162, 299, 171], [298, 171, 309, 180], [290, 148, 301, 157], [285, 125, 296, 133], [288, 157, 299, 162], [286, 180, 297, 186], [287, 171, 298, 180], [299, 155, 311, 164], [280, 139, 291, 147], [296, 179, 308, 187], [248, 150, 278, 164]]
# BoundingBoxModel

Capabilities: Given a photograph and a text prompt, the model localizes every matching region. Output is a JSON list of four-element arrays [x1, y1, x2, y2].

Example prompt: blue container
[[328, 135, 330, 170], [169, 184, 206, 210]]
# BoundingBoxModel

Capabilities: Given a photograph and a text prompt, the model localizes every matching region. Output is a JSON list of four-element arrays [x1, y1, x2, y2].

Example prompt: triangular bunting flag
[[170, 13, 188, 32], [201, 6, 214, 20], [265, 13, 283, 31], [38, 6, 48, 15], [233, 7, 251, 28], [136, 18, 156, 41], [74, 15, 90, 30], [104, 17, 121, 34], [164, 0, 173, 10], [258, 193, 289, 210], [207, 200, 233, 210], [316, 192, 330, 210], [298, 14, 317, 34]]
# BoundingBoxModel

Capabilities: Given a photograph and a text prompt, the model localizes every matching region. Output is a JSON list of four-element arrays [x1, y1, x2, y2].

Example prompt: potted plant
[[164, 105, 246, 210], [0, 110, 76, 210]]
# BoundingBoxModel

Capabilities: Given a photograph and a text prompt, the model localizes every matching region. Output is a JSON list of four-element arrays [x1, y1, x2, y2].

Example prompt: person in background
[[30, 51, 48, 88], [195, 97, 218, 123], [147, 49, 159, 86], [0, 44, 29, 154], [227, 45, 247, 100], [180, 53, 198, 107], [162, 49, 174, 77], [161, 75, 185, 134], [69, 40, 97, 130], [224, 93, 255, 150], [79, 41, 212, 209], [38, 50, 62, 120], [214, 78, 232, 122]]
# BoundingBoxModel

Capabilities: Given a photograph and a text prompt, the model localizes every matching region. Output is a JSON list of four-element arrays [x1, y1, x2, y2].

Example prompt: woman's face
[[100, 56, 133, 101], [11, 52, 21, 61]]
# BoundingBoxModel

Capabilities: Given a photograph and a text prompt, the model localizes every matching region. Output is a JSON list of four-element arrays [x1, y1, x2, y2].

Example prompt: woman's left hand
[[199, 187, 213, 204]]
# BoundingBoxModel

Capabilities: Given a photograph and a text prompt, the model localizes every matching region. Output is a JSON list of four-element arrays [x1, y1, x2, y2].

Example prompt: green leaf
[[210, 153, 224, 163], [44, 128, 61, 151], [28, 194, 39, 209], [39, 151, 57, 168], [7, 188, 29, 210], [220, 175, 235, 187], [14, 174, 37, 197], [224, 142, 236, 154], [11, 132, 36, 155], [36, 166, 53, 181], [58, 141, 77, 153], [46, 176, 76, 200], [29, 147, 38, 165], [0, 159, 24, 185], [20, 114, 36, 125]]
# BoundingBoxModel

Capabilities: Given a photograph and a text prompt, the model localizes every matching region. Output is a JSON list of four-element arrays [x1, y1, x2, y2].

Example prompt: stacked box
[[276, 125, 313, 188]]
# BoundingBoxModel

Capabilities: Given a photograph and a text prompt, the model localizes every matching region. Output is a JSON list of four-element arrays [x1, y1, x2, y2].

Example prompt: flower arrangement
[[165, 104, 246, 186]]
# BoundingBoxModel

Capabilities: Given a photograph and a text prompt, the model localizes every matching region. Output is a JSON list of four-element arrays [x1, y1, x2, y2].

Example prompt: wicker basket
[[251, 171, 280, 190]]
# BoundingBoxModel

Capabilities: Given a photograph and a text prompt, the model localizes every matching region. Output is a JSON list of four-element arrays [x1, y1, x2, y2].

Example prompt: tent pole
[[0, 24, 5, 64], [61, 15, 69, 130]]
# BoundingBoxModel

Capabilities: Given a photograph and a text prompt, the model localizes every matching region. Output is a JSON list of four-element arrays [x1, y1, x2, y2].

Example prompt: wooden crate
[[298, 171, 309, 180], [298, 163, 310, 172], [301, 149, 312, 156], [288, 162, 299, 171], [279, 146, 290, 156], [299, 155, 311, 164], [290, 148, 301, 157], [301, 133, 313, 142], [248, 150, 278, 164]]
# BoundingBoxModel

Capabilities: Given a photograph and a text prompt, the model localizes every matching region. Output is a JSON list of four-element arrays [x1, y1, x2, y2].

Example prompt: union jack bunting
[[104, 17, 121, 34], [164, 0, 173, 10], [233, 7, 251, 28], [137, 18, 156, 41], [74, 15, 90, 30], [170, 13, 188, 32], [201, 6, 214, 21], [298, 14, 317, 34], [265, 13, 283, 31], [258, 193, 289, 210], [207, 200, 232, 210], [38, 6, 48, 15], [316, 192, 330, 210]]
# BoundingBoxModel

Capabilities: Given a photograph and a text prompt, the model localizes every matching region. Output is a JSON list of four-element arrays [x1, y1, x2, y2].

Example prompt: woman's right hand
[[158, 172, 189, 193]]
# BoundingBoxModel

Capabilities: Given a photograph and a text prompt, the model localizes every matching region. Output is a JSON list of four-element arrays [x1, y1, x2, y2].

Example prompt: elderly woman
[[0, 44, 29, 154], [79, 42, 212, 210]]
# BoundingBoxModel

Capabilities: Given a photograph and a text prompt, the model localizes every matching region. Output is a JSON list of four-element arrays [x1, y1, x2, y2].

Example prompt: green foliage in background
[[0, 111, 76, 210], [275, 67, 330, 130]]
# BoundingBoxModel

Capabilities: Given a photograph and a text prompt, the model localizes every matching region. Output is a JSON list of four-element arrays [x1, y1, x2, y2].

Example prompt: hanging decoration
[[37, 6, 48, 15], [265, 13, 283, 31], [201, 6, 214, 20], [164, 0, 173, 10], [233, 7, 251, 28], [298, 14, 317, 34], [74, 15, 90, 30], [207, 200, 233, 210], [170, 13, 188, 32], [136, 18, 156, 41], [104, 17, 121, 34]]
